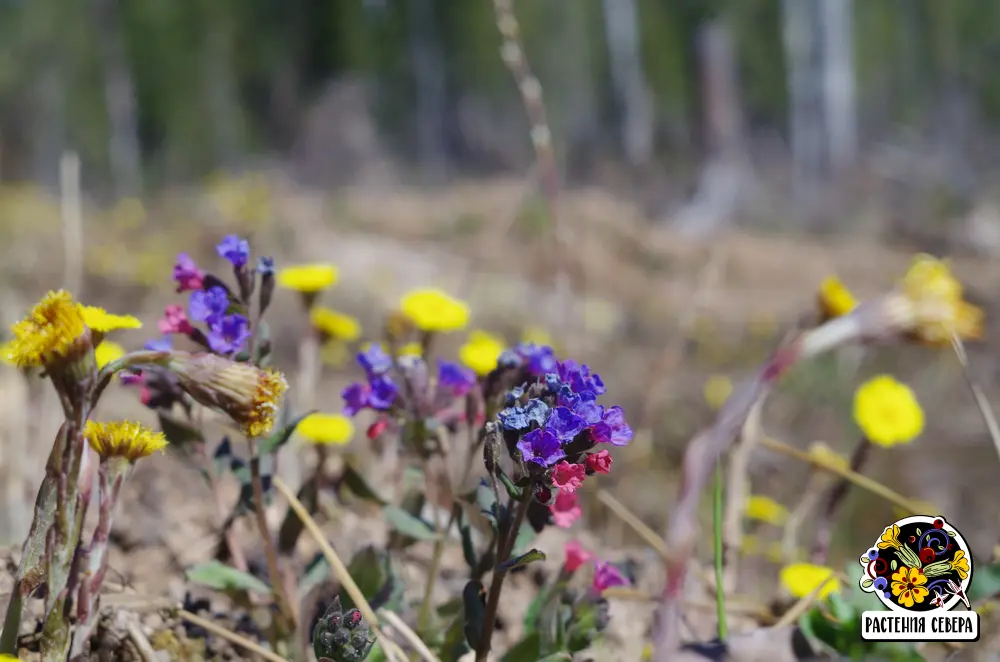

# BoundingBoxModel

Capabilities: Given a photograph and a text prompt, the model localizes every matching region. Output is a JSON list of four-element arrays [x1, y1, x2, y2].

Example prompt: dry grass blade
[[950, 333, 1000, 463], [597, 488, 671, 560], [378, 608, 442, 662], [177, 609, 288, 662], [758, 436, 934, 514], [271, 476, 437, 662]]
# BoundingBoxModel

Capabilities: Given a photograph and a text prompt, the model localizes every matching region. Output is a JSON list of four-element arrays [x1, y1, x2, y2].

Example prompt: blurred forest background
[[5, 0, 1000, 247]]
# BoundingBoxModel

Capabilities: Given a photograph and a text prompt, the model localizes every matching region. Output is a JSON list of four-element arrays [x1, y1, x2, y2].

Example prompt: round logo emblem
[[859, 515, 972, 613]]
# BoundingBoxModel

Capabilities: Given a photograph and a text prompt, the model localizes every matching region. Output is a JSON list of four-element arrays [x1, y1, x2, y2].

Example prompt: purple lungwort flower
[[206, 314, 252, 354], [516, 343, 559, 376], [590, 405, 633, 446], [571, 392, 605, 426], [341, 376, 398, 416], [216, 235, 251, 268], [559, 360, 606, 396], [546, 406, 587, 442], [517, 428, 565, 467], [144, 336, 173, 352], [189, 286, 230, 324], [498, 398, 549, 431], [592, 560, 629, 592], [357, 344, 393, 377], [172, 253, 204, 293], [437, 360, 476, 397]]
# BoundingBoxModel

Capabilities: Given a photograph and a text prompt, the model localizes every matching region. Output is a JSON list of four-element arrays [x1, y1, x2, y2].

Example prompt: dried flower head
[[167, 352, 288, 437], [5, 290, 89, 368], [81, 306, 143, 333], [276, 263, 339, 293], [893, 254, 984, 344], [84, 420, 168, 461], [399, 288, 469, 332]]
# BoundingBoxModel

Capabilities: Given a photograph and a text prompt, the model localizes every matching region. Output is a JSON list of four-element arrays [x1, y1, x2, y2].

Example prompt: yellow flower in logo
[[950, 550, 970, 580], [891, 566, 929, 608], [878, 524, 903, 550]]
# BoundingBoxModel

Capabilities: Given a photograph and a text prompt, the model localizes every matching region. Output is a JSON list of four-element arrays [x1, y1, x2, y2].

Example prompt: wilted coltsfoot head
[[165, 352, 288, 438]]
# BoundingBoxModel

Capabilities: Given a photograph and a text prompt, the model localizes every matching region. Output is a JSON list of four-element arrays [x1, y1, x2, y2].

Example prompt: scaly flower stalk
[[69, 421, 167, 656]]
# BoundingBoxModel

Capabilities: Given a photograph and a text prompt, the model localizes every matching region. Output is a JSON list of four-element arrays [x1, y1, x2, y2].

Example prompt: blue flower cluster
[[499, 344, 632, 468], [341, 344, 480, 416]]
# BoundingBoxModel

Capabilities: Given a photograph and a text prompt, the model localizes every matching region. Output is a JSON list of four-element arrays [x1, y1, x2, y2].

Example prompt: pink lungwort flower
[[564, 540, 594, 573], [585, 449, 613, 474], [552, 461, 586, 494], [158, 304, 195, 335], [592, 560, 628, 592], [172, 253, 204, 292], [551, 491, 582, 528]]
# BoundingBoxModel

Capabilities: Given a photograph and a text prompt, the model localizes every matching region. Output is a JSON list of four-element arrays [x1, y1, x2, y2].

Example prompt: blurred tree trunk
[[819, 0, 856, 175], [31, 65, 65, 190], [202, 1, 244, 169], [93, 0, 142, 197], [672, 19, 749, 236], [407, 0, 448, 178], [601, 0, 653, 167], [782, 0, 824, 200]]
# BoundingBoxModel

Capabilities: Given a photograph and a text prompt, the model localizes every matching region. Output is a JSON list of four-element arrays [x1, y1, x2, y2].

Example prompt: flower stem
[[474, 489, 532, 662], [247, 439, 295, 637], [811, 438, 872, 563], [713, 461, 727, 641], [418, 507, 458, 633]]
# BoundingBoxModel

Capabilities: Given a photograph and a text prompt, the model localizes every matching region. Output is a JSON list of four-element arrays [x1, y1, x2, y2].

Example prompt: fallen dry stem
[[597, 489, 671, 560], [177, 609, 287, 662], [721, 399, 764, 592], [950, 334, 1000, 464], [271, 476, 433, 662], [758, 436, 933, 514]]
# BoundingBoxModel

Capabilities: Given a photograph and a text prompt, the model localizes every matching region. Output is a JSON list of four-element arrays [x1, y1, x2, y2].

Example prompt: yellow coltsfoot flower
[[81, 306, 142, 333], [297, 413, 355, 445], [818, 275, 858, 320], [84, 420, 168, 461], [5, 290, 89, 369], [400, 288, 470, 333], [458, 329, 505, 376], [702, 375, 733, 411], [310, 306, 362, 342], [744, 495, 789, 526], [853, 375, 924, 447], [94, 341, 126, 369], [779, 562, 840, 599], [276, 263, 339, 294], [166, 352, 288, 438], [892, 254, 984, 345]]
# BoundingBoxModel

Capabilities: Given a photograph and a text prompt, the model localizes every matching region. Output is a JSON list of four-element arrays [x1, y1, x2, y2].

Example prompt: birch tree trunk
[[782, 0, 825, 199], [819, 0, 857, 175], [408, 0, 448, 179], [93, 0, 143, 197], [601, 0, 654, 167]]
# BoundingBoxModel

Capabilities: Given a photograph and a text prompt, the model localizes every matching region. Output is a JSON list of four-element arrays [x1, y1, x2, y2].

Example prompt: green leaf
[[501, 549, 546, 571], [968, 561, 1000, 601], [463, 581, 485, 651], [890, 559, 898, 571], [297, 553, 330, 599], [458, 506, 477, 570], [497, 467, 522, 499], [828, 592, 856, 625], [157, 412, 203, 446], [186, 560, 271, 595], [339, 463, 388, 505], [476, 480, 499, 530], [501, 632, 541, 662], [383, 505, 439, 541], [510, 517, 537, 557], [341, 547, 403, 612], [861, 578, 874, 589], [257, 409, 316, 455], [538, 655, 572, 662], [277, 475, 318, 554]]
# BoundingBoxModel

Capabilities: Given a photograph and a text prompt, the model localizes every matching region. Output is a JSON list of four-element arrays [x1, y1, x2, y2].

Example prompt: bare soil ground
[[2, 176, 999, 660]]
